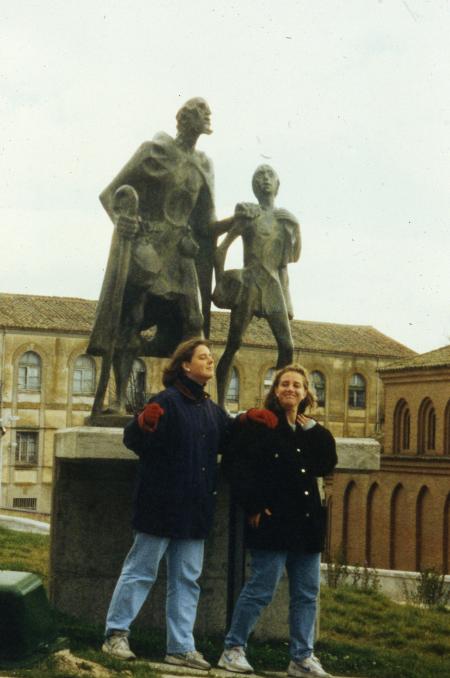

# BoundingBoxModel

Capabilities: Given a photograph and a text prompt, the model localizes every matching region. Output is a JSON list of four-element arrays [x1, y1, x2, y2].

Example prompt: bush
[[404, 568, 450, 608], [325, 546, 380, 593]]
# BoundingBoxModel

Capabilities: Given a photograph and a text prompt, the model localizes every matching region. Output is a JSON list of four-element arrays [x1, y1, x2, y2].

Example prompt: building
[[0, 292, 414, 514], [328, 344, 450, 574]]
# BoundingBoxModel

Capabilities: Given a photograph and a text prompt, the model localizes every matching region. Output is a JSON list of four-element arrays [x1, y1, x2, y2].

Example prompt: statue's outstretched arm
[[214, 219, 242, 278]]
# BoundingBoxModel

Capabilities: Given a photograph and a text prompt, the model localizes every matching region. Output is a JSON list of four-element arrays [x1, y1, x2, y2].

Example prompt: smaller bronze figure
[[213, 165, 301, 407]]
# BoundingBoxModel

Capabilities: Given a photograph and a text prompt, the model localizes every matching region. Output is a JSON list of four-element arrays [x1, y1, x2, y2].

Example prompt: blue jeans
[[225, 549, 321, 661], [105, 532, 205, 654]]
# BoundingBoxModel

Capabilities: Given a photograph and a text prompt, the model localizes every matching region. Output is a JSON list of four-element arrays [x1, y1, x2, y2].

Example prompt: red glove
[[240, 408, 278, 429], [138, 403, 165, 432]]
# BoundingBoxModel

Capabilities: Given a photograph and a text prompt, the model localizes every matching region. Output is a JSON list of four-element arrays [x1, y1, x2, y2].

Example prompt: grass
[[1, 526, 450, 677], [0, 526, 49, 588]]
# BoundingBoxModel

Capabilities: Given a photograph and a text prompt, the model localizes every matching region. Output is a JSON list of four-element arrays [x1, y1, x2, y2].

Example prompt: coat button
[[305, 512, 310, 518], [201, 466, 206, 471], [296, 448, 301, 453], [274, 453, 279, 458], [300, 468, 306, 473], [304, 490, 309, 496]]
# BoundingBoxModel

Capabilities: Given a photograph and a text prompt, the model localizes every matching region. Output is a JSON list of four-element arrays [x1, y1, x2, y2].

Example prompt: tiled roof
[[0, 293, 415, 358], [379, 344, 450, 372], [0, 293, 95, 334]]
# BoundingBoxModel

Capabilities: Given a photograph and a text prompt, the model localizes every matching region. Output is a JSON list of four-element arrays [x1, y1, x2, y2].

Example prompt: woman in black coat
[[219, 365, 337, 678]]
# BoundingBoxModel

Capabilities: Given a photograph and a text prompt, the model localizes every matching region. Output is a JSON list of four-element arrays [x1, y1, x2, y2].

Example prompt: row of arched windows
[[342, 481, 450, 573], [393, 397, 450, 455], [16, 351, 370, 413]]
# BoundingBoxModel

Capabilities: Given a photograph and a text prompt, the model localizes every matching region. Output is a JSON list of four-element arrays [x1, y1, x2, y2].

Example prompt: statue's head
[[252, 164, 280, 201], [176, 97, 212, 136]]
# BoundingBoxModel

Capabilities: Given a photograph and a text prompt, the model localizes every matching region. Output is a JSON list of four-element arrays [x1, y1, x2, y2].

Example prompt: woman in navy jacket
[[219, 365, 337, 678], [102, 338, 229, 670]]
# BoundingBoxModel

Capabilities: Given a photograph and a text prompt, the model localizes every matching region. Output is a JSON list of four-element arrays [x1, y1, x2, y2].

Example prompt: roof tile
[[0, 293, 415, 358]]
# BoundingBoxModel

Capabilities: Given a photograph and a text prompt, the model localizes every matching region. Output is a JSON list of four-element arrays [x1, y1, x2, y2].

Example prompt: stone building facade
[[0, 292, 414, 515], [328, 345, 450, 574]]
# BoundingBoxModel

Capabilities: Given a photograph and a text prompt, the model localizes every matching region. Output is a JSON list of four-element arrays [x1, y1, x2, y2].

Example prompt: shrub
[[404, 568, 450, 608]]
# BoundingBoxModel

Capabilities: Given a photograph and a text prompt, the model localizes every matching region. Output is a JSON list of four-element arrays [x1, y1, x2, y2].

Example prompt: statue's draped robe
[[88, 132, 216, 356]]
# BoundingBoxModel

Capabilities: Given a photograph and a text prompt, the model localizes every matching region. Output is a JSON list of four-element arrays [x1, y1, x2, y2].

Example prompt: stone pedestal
[[50, 427, 229, 636], [50, 428, 380, 640]]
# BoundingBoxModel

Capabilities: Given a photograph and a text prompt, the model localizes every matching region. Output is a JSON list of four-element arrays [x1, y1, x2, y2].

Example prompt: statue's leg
[[216, 303, 253, 408], [112, 292, 146, 412], [180, 286, 204, 340], [266, 312, 294, 368]]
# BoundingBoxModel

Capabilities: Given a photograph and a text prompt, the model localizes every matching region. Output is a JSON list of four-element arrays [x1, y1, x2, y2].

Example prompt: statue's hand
[[235, 202, 260, 220], [116, 214, 139, 239]]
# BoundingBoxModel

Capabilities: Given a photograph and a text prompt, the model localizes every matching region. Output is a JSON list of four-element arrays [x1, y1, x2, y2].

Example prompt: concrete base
[[50, 427, 380, 640]]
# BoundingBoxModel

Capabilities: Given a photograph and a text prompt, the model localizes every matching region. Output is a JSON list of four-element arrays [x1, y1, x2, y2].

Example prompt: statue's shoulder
[[194, 148, 213, 173], [274, 207, 299, 226], [136, 131, 176, 158]]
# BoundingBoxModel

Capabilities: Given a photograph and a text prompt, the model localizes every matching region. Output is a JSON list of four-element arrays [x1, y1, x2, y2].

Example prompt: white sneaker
[[165, 650, 211, 671], [287, 654, 332, 677], [102, 632, 136, 660], [218, 646, 254, 673]]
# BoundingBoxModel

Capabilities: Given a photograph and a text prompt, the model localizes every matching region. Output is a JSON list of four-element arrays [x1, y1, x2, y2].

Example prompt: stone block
[[335, 437, 380, 471]]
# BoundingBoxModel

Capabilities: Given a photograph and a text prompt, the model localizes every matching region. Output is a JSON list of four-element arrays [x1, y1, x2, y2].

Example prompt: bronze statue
[[213, 165, 301, 407], [87, 98, 216, 414]]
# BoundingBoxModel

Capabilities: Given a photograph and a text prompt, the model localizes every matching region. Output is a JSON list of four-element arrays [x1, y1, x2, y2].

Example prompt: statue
[[213, 165, 301, 407], [87, 98, 216, 414]]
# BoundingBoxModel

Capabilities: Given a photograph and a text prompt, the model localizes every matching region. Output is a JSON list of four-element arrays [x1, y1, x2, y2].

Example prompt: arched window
[[390, 483, 410, 570], [393, 399, 410, 453], [18, 351, 41, 390], [263, 368, 275, 395], [225, 367, 240, 409], [416, 486, 431, 571], [126, 359, 146, 412], [445, 400, 450, 456], [342, 481, 359, 564], [311, 371, 326, 407], [418, 398, 436, 454], [444, 493, 450, 574], [73, 355, 96, 394], [348, 373, 366, 409]]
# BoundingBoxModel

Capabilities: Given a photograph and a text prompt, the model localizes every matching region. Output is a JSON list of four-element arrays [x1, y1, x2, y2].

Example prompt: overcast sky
[[2, 0, 449, 354]]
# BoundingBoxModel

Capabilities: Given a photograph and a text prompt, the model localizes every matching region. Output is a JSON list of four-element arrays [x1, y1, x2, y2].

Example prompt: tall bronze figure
[[213, 165, 301, 407], [87, 98, 216, 414]]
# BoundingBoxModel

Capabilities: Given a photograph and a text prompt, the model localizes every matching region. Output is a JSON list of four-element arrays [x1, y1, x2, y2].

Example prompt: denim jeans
[[225, 549, 321, 661], [105, 532, 205, 654]]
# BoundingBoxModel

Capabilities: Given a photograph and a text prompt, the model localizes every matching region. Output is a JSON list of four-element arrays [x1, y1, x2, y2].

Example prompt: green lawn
[[1, 526, 449, 678]]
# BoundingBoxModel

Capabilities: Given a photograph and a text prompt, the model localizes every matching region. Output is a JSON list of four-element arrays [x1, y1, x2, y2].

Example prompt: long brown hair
[[162, 338, 211, 387], [264, 364, 316, 415]]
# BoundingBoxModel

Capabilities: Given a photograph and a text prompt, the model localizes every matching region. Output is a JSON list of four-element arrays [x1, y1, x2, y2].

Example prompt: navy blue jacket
[[123, 378, 230, 539], [223, 416, 337, 553]]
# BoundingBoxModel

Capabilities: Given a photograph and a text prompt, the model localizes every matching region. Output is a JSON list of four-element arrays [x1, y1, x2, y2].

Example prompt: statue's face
[[253, 165, 279, 198], [186, 98, 212, 135]]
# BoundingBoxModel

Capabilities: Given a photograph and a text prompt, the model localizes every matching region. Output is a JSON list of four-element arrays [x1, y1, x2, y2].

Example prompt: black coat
[[123, 380, 230, 539], [223, 416, 337, 553]]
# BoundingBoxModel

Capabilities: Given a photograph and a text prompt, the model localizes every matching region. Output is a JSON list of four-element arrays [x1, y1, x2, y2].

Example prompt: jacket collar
[[175, 374, 210, 402]]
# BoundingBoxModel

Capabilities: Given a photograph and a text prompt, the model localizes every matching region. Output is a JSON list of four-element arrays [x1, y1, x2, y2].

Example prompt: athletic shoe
[[102, 631, 136, 660], [165, 650, 211, 670], [287, 654, 332, 677], [218, 646, 254, 673]]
